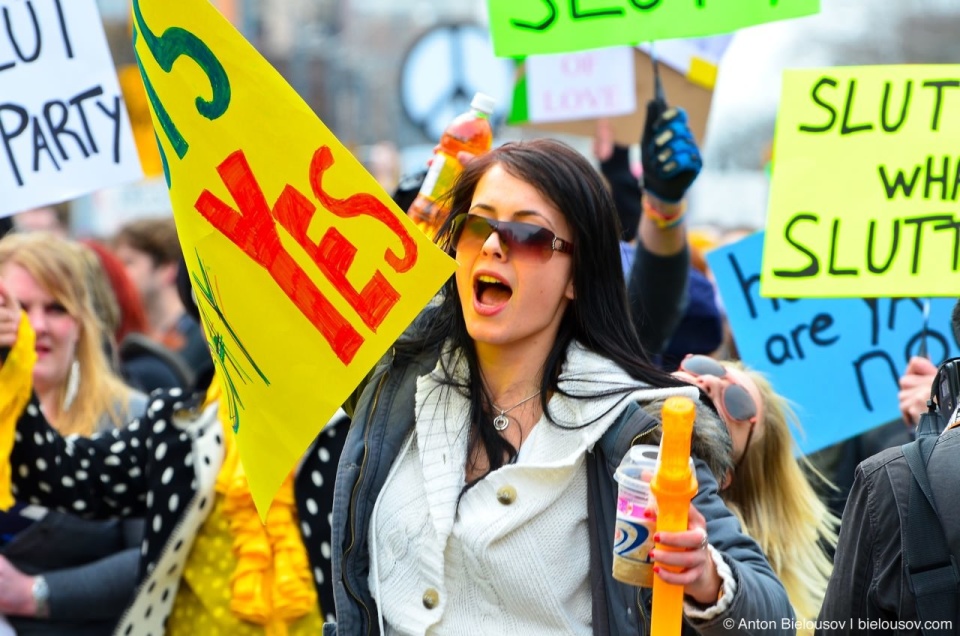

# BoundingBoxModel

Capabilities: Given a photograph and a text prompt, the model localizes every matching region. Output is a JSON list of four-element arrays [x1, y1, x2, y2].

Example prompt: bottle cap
[[470, 92, 496, 115]]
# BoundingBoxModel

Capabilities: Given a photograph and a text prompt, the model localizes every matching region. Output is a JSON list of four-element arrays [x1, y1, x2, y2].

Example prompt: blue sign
[[707, 231, 959, 454]]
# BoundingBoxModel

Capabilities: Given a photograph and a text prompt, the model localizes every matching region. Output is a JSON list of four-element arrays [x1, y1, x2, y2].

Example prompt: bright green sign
[[487, 0, 820, 58]]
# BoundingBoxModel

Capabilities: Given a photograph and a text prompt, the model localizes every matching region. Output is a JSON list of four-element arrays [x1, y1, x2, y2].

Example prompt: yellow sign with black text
[[762, 65, 960, 298]]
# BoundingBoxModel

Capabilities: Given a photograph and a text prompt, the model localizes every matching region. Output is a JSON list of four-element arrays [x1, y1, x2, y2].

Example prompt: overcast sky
[[704, 0, 960, 166], [702, 1, 858, 168]]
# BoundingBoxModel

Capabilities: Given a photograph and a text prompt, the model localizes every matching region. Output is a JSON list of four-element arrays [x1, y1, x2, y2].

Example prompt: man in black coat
[[817, 300, 960, 635]]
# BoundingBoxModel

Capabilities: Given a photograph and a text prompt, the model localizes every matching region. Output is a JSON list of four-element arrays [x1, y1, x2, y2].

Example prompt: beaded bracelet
[[643, 198, 687, 230]]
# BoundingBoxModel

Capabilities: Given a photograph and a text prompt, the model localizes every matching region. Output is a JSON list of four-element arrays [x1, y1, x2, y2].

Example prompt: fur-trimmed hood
[[551, 341, 735, 485]]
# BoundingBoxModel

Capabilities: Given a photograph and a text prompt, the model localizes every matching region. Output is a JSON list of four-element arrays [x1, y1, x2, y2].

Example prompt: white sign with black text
[[0, 0, 141, 217]]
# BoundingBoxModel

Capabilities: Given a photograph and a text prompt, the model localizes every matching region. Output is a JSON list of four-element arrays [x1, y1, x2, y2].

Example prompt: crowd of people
[[0, 96, 954, 636]]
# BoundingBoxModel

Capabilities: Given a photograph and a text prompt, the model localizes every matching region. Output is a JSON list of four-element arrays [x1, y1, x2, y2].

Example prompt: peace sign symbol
[[399, 23, 513, 141]]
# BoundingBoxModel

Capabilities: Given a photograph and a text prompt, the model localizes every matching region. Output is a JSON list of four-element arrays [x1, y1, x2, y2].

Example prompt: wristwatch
[[32, 575, 50, 618]]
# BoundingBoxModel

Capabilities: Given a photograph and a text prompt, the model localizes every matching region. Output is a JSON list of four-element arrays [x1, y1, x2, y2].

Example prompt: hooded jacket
[[325, 341, 793, 635]]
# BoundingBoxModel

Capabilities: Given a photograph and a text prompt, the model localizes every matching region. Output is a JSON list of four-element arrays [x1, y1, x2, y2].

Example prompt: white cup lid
[[614, 444, 659, 487]]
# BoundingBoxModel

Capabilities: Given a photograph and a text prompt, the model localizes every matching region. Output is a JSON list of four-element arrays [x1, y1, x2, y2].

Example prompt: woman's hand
[[592, 118, 615, 162], [0, 279, 23, 351], [649, 503, 723, 606], [898, 356, 938, 427], [0, 556, 39, 617]]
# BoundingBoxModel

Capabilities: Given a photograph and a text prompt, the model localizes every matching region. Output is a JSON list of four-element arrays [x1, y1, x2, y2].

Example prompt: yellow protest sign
[[132, 0, 457, 515], [762, 65, 960, 298]]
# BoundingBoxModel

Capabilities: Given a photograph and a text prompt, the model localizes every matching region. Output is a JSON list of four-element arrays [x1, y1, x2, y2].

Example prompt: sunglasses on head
[[451, 213, 574, 262], [679, 355, 759, 423], [679, 355, 760, 472]]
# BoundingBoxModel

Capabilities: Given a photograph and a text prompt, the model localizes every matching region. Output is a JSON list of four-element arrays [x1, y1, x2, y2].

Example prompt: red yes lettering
[[309, 146, 417, 274], [195, 147, 418, 365]]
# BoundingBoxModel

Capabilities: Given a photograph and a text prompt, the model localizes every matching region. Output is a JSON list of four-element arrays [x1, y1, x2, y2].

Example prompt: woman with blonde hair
[[0, 230, 146, 635], [0, 232, 144, 435], [0, 236, 334, 635], [675, 355, 839, 633]]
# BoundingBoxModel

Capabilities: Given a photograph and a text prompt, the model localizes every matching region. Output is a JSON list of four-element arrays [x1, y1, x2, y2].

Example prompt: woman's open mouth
[[474, 274, 512, 314]]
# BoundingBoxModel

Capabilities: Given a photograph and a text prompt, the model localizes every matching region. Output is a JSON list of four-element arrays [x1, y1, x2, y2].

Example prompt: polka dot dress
[[13, 390, 351, 633], [167, 492, 323, 634], [12, 389, 216, 635], [167, 495, 237, 632], [12, 394, 179, 531], [296, 411, 349, 625]]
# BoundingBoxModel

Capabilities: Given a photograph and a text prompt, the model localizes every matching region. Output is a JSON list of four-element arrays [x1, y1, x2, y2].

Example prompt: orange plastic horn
[[650, 396, 698, 636]]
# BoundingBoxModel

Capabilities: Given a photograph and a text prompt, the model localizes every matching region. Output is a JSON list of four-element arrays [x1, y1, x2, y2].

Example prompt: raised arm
[[625, 101, 702, 357]]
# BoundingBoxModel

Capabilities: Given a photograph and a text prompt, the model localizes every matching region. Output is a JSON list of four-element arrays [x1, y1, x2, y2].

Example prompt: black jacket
[[817, 426, 960, 634]]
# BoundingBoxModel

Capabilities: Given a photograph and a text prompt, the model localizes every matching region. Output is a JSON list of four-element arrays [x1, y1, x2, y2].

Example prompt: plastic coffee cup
[[612, 444, 659, 587]]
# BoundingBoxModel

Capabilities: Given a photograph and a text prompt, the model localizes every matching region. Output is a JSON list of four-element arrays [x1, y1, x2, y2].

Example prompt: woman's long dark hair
[[396, 139, 689, 477]]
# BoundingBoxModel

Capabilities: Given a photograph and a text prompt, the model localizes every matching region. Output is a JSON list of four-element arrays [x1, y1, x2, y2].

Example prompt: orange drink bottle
[[407, 92, 495, 239], [650, 396, 698, 636]]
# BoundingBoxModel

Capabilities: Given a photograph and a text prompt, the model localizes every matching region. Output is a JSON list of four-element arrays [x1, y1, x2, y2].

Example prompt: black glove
[[640, 99, 703, 204]]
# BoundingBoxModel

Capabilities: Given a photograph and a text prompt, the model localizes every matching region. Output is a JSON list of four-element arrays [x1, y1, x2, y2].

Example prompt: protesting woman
[[0, 232, 146, 635], [0, 141, 792, 635], [329, 139, 793, 634], [0, 244, 341, 635]]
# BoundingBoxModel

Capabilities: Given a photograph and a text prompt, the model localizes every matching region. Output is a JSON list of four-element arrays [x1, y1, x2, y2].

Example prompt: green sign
[[487, 0, 820, 58]]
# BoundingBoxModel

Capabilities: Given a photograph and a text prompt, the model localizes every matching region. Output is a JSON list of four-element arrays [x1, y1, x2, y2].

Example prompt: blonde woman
[[675, 355, 839, 633], [0, 231, 146, 635], [0, 239, 333, 635], [0, 232, 145, 435]]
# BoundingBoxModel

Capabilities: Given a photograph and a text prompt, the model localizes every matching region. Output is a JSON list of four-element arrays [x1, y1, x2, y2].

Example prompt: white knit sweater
[[368, 343, 701, 635]]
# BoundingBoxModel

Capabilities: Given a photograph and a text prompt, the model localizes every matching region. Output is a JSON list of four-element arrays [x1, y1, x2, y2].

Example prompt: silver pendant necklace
[[492, 390, 541, 431]]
